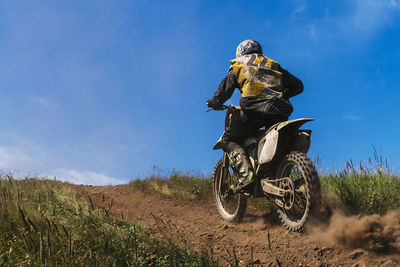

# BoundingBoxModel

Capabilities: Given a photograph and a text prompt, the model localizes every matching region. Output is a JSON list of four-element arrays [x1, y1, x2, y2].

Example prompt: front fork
[[217, 153, 228, 196]]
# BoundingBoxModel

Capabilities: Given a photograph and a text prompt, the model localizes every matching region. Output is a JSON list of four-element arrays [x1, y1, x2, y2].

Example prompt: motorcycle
[[209, 105, 321, 231]]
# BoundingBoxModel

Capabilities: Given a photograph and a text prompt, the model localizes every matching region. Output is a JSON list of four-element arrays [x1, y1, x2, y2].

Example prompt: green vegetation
[[132, 167, 400, 216], [2, 156, 399, 265], [0, 176, 218, 266], [321, 172, 400, 215], [131, 172, 213, 201], [131, 172, 276, 212]]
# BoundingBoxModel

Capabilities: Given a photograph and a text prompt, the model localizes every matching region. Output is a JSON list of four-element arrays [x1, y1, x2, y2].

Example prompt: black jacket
[[210, 66, 303, 117]]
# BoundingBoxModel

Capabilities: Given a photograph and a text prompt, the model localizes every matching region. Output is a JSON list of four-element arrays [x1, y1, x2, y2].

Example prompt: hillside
[[77, 182, 400, 266], [1, 173, 399, 266]]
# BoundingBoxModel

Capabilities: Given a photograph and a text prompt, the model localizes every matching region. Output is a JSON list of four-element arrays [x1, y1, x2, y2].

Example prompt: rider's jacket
[[230, 53, 283, 98], [210, 53, 303, 117]]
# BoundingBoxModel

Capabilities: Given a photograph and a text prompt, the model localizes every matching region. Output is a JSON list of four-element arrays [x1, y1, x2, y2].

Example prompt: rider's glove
[[207, 98, 223, 110]]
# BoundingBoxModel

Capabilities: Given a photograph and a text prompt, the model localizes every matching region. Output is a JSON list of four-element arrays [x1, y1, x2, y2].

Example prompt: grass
[[0, 175, 219, 266], [130, 171, 214, 201], [2, 156, 399, 265], [321, 171, 400, 215], [130, 171, 276, 213], [131, 163, 400, 216]]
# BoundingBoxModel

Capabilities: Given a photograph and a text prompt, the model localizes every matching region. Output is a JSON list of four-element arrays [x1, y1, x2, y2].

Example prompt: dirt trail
[[75, 185, 400, 266]]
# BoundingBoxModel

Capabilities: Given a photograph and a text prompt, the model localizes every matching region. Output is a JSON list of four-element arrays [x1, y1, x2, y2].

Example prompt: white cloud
[[337, 0, 400, 38], [291, 3, 307, 18], [265, 1, 400, 59], [0, 145, 40, 170], [50, 169, 126, 185], [31, 95, 54, 108], [345, 0, 394, 34], [342, 114, 361, 121], [286, 0, 400, 49], [309, 24, 318, 41], [0, 144, 127, 185], [390, 0, 400, 8], [0, 132, 136, 185]]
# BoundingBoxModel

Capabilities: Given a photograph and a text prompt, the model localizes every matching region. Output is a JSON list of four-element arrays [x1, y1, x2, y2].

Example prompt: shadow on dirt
[[243, 210, 281, 227]]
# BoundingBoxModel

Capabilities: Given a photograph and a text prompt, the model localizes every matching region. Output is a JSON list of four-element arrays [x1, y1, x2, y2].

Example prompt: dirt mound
[[75, 184, 400, 266]]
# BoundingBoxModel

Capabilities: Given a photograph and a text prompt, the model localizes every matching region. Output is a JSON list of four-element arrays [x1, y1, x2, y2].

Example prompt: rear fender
[[276, 118, 314, 131], [292, 130, 312, 154], [258, 118, 314, 164]]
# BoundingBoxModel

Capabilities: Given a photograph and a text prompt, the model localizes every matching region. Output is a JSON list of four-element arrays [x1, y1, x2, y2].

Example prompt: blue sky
[[0, 0, 399, 184]]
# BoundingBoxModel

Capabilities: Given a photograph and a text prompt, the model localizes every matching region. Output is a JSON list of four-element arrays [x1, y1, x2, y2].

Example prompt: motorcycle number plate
[[258, 129, 279, 164]]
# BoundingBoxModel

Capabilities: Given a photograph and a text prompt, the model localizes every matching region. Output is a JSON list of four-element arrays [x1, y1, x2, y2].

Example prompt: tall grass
[[321, 172, 400, 214], [0, 175, 218, 266], [320, 155, 400, 215], [2, 155, 398, 264], [131, 171, 213, 201], [132, 159, 400, 216]]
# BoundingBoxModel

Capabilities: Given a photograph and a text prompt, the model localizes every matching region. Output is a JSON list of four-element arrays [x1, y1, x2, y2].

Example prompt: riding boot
[[228, 147, 254, 191]]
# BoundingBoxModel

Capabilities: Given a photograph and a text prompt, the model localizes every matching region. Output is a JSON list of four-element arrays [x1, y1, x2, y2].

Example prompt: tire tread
[[276, 151, 321, 232], [212, 157, 247, 223]]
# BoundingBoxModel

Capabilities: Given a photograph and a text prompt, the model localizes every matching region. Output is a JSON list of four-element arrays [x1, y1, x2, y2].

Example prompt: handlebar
[[206, 105, 229, 112]]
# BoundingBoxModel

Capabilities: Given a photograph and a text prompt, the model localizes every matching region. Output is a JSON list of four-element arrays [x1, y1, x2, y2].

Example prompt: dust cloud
[[311, 210, 400, 251]]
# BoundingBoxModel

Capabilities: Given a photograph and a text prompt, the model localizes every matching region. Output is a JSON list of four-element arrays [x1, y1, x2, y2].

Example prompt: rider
[[207, 40, 303, 191]]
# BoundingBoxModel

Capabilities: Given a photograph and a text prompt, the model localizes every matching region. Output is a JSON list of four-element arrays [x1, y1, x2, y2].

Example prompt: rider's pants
[[220, 109, 288, 154]]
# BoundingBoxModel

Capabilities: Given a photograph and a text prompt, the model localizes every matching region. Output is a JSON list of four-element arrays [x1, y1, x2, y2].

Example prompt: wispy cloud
[[0, 143, 127, 185], [291, 2, 307, 18], [283, 0, 400, 53], [391, 0, 400, 8], [50, 169, 126, 185], [0, 145, 38, 170], [31, 95, 54, 108], [0, 127, 149, 185], [344, 0, 396, 35], [342, 114, 361, 121], [309, 24, 318, 41]]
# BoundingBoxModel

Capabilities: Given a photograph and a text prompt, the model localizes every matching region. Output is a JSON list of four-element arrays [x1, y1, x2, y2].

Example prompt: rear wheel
[[212, 157, 247, 222], [275, 151, 321, 231]]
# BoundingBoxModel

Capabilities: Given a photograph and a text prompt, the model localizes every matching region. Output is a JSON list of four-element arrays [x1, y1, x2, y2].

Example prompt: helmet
[[235, 40, 263, 58]]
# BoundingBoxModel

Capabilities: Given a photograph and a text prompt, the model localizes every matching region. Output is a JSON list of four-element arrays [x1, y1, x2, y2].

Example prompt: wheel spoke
[[216, 166, 240, 214], [295, 185, 306, 194], [213, 157, 248, 223], [294, 194, 306, 208], [279, 162, 307, 221], [274, 152, 321, 231]]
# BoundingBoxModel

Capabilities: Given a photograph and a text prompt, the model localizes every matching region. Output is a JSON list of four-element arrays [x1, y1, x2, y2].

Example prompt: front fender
[[213, 133, 224, 150]]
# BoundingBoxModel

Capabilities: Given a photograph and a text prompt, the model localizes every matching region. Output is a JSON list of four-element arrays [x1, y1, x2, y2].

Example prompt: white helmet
[[236, 40, 263, 58]]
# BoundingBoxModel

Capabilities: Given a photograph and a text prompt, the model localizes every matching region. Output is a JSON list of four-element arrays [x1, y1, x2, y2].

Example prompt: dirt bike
[[209, 105, 321, 231]]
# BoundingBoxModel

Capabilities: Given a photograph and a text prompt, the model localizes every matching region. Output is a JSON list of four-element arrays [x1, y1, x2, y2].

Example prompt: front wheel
[[212, 157, 247, 223], [275, 151, 321, 231]]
